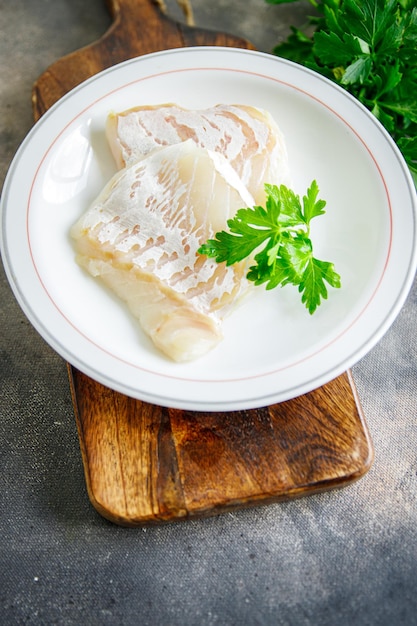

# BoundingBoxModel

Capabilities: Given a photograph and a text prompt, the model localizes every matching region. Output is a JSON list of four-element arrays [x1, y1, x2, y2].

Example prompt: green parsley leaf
[[341, 56, 372, 85], [299, 257, 342, 314], [313, 31, 364, 66], [302, 179, 327, 223], [198, 182, 341, 314], [398, 135, 417, 176], [272, 27, 315, 64]]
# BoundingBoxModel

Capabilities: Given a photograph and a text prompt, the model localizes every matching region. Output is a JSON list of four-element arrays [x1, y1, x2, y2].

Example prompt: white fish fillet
[[71, 140, 255, 362], [106, 103, 291, 204]]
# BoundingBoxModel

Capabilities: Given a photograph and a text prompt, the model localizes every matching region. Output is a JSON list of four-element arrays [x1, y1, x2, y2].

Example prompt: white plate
[[1, 47, 416, 410]]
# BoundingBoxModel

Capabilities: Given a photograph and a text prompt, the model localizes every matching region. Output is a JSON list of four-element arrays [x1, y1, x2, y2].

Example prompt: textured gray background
[[1, 1, 417, 624]]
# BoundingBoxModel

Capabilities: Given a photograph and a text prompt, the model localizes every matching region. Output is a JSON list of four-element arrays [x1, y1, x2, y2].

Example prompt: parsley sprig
[[198, 181, 341, 314], [265, 0, 417, 180]]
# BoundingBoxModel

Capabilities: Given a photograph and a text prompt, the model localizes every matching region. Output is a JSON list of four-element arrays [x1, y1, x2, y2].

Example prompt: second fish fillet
[[106, 103, 291, 205]]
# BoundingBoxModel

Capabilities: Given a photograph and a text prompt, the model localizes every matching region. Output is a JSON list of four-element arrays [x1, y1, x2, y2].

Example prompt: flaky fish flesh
[[106, 103, 291, 205], [71, 140, 255, 362]]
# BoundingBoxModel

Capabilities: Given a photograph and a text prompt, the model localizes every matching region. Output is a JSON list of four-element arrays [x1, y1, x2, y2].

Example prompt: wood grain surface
[[33, 0, 373, 526]]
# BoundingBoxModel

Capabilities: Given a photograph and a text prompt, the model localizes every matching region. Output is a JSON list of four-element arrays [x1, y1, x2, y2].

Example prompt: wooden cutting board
[[32, 0, 373, 526]]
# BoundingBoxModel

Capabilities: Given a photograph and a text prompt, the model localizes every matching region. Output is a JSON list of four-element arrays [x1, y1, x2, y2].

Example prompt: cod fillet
[[71, 140, 255, 362]]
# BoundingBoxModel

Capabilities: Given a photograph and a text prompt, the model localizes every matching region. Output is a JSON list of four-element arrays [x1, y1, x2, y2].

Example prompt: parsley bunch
[[198, 181, 341, 314], [265, 0, 417, 180]]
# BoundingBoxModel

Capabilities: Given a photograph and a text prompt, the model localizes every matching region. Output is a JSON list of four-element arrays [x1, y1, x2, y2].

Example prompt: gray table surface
[[1, 1, 417, 624]]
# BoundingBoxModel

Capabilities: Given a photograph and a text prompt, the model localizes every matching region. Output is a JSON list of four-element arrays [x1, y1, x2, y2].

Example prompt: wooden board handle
[[32, 0, 254, 118]]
